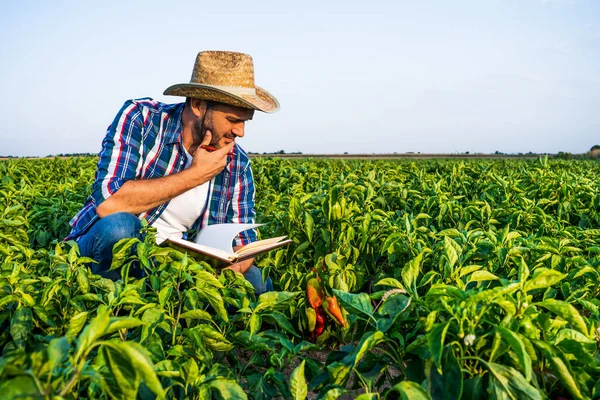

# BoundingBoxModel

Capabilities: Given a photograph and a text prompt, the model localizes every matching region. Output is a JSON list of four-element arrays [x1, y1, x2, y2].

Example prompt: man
[[65, 51, 279, 294]]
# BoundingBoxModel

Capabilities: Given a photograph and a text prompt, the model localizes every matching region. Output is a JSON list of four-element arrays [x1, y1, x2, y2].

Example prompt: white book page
[[193, 223, 262, 254], [168, 236, 235, 261], [235, 236, 288, 255], [235, 239, 293, 260]]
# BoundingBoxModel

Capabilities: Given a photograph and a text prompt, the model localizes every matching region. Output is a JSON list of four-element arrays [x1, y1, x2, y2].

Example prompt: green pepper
[[306, 307, 317, 332]]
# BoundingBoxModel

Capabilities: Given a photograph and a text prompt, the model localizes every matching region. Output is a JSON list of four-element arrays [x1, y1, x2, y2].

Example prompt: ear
[[189, 99, 206, 117]]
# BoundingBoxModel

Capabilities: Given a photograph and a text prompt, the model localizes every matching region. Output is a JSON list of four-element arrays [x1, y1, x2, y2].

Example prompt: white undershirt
[[151, 149, 210, 244]]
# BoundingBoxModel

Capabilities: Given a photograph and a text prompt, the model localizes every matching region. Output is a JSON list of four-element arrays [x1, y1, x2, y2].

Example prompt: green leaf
[[355, 394, 378, 400], [374, 277, 405, 289], [518, 258, 530, 283], [458, 264, 483, 278], [427, 321, 451, 372], [209, 380, 248, 400], [304, 212, 315, 242], [76, 308, 111, 359], [47, 336, 70, 371], [572, 265, 596, 279], [426, 346, 462, 400], [10, 307, 33, 349], [77, 268, 90, 294], [101, 344, 139, 399], [468, 270, 499, 283], [195, 270, 224, 288], [470, 283, 520, 305], [377, 294, 411, 332], [197, 287, 229, 322], [103, 341, 166, 399], [426, 284, 466, 300], [289, 359, 308, 400], [263, 311, 300, 337], [33, 305, 56, 327], [402, 251, 426, 292], [254, 291, 300, 313], [158, 286, 172, 307], [532, 340, 584, 400], [555, 328, 596, 347], [385, 381, 432, 400], [0, 376, 41, 398], [485, 362, 542, 400], [248, 373, 278, 400], [319, 387, 346, 400], [180, 309, 214, 322], [194, 324, 234, 352], [67, 311, 89, 342], [348, 331, 385, 366], [332, 288, 373, 318], [0, 295, 18, 309], [327, 362, 352, 386], [537, 299, 589, 337], [106, 317, 145, 335], [496, 326, 532, 381], [462, 377, 485, 400], [443, 236, 459, 269], [523, 268, 566, 292], [249, 313, 262, 336], [328, 331, 385, 387]]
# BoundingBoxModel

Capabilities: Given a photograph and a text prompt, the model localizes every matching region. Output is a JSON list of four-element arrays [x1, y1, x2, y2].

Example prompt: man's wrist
[[179, 167, 209, 188]]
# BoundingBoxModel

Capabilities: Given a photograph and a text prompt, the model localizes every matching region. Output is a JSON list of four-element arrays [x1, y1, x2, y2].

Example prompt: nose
[[232, 123, 245, 138]]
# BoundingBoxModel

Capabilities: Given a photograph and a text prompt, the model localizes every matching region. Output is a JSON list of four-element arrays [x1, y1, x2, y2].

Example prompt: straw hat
[[164, 51, 279, 113]]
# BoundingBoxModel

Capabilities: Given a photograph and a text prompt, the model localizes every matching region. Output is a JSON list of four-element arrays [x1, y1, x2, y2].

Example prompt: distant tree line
[[555, 145, 600, 160], [49, 152, 98, 157], [3, 146, 599, 159]]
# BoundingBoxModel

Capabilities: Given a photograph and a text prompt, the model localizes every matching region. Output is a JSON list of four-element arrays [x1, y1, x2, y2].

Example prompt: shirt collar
[[164, 102, 185, 145]]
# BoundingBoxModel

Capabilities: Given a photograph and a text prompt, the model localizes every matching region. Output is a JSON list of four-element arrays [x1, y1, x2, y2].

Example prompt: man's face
[[192, 102, 254, 149]]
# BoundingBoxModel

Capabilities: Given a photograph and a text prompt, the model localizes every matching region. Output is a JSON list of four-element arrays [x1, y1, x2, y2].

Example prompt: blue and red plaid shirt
[[66, 98, 257, 245]]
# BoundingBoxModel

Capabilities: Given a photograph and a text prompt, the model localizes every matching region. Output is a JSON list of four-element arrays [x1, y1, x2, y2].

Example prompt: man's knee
[[97, 212, 143, 246], [243, 265, 273, 295]]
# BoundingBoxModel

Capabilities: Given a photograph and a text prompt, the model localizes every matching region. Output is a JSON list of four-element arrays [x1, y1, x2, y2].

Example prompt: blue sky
[[1, 0, 598, 156]]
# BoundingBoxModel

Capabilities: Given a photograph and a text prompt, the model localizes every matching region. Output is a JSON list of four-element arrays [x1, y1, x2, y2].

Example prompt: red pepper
[[323, 296, 347, 328], [200, 145, 217, 152], [306, 278, 324, 309], [311, 306, 326, 339]]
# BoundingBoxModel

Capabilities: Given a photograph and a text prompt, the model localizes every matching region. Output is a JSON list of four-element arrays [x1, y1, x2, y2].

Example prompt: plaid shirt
[[66, 98, 257, 246]]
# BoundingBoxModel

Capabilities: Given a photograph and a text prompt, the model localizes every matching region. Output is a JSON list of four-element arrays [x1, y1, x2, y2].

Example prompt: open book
[[165, 223, 292, 267]]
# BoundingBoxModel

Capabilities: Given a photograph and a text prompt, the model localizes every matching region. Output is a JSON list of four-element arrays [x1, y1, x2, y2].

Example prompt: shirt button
[[180, 160, 184, 164]]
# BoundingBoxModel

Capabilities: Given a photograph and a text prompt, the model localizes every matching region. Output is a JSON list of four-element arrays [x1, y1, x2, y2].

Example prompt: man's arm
[[97, 131, 234, 217]]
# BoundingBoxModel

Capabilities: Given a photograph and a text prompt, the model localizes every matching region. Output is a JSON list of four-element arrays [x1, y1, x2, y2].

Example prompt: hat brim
[[163, 83, 279, 113]]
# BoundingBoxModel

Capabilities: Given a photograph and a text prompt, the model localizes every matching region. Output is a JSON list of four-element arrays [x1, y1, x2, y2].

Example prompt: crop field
[[1, 156, 600, 399]]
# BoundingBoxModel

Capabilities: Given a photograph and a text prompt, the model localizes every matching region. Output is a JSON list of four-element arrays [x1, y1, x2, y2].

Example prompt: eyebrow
[[228, 114, 253, 122]]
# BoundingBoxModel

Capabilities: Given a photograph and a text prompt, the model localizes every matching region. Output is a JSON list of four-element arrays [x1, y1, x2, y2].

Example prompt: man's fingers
[[215, 141, 235, 155], [201, 130, 212, 146]]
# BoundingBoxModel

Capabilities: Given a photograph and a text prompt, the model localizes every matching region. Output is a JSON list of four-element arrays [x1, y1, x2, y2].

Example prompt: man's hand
[[186, 131, 235, 187], [224, 246, 254, 274]]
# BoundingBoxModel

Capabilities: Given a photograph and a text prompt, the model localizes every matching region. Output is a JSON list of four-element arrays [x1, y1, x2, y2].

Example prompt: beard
[[192, 111, 220, 147]]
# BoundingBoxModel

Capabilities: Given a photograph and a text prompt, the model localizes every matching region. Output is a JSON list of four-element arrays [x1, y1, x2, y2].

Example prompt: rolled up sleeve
[[91, 101, 144, 206]]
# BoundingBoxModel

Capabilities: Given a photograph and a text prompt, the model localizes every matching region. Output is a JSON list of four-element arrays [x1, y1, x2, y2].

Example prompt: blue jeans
[[76, 212, 273, 294]]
